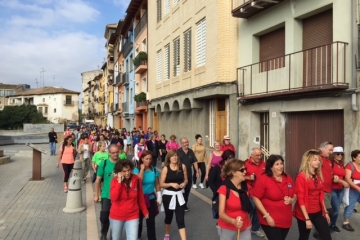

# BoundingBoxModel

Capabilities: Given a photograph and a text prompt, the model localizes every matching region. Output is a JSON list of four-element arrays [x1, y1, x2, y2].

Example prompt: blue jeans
[[343, 189, 360, 219], [49, 142, 56, 155], [331, 189, 344, 225], [109, 218, 139, 240], [250, 197, 261, 231]]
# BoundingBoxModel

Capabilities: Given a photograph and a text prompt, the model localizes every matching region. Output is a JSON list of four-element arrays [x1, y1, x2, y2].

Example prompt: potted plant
[[137, 51, 147, 64], [134, 92, 146, 102]]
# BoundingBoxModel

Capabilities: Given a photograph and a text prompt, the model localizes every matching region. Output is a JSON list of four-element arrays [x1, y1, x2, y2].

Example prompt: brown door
[[153, 111, 159, 134], [285, 110, 344, 179], [303, 9, 333, 86], [215, 98, 227, 142]]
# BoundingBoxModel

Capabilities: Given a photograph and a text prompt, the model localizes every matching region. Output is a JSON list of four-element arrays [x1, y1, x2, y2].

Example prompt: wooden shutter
[[260, 27, 285, 71]]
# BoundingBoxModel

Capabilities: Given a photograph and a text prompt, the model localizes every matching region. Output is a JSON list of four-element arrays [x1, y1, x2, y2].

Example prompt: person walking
[[191, 134, 207, 189], [158, 134, 168, 168], [166, 135, 180, 151], [94, 144, 120, 240], [64, 127, 72, 137], [205, 141, 223, 183], [146, 135, 160, 167], [342, 149, 360, 231], [109, 159, 149, 240], [329, 146, 349, 232], [134, 137, 148, 164], [244, 147, 265, 238], [78, 135, 91, 181], [252, 155, 297, 240], [177, 137, 199, 212], [92, 141, 110, 178], [159, 150, 188, 240], [218, 158, 252, 240], [56, 136, 75, 193], [293, 149, 332, 240], [220, 135, 236, 153], [134, 150, 162, 240], [48, 127, 57, 156]]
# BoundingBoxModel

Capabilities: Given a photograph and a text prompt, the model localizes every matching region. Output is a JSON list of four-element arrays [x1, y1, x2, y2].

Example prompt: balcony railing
[[122, 73, 129, 85], [64, 101, 75, 106], [122, 33, 133, 57], [237, 42, 349, 101], [116, 74, 122, 86], [231, 0, 286, 19], [122, 102, 129, 113], [136, 101, 148, 108], [134, 11, 147, 40], [115, 103, 119, 111]]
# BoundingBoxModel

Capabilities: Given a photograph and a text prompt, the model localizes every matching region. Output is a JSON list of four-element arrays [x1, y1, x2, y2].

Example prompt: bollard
[[72, 160, 82, 179], [63, 176, 86, 213]]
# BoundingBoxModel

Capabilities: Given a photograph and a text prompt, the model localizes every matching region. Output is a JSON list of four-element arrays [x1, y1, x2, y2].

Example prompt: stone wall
[[23, 124, 64, 134]]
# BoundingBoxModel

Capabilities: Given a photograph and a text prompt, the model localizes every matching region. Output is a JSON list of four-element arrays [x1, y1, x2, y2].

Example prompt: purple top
[[211, 152, 223, 167]]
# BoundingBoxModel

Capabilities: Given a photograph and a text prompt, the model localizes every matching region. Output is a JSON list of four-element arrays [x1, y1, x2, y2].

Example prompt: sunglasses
[[336, 153, 344, 156], [238, 168, 247, 173]]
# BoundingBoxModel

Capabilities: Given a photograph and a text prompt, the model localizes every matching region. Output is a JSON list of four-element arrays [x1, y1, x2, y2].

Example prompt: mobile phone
[[121, 176, 124, 181]]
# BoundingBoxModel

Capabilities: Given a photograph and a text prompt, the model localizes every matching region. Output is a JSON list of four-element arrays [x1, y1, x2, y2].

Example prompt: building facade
[[81, 70, 102, 120], [148, 0, 239, 147], [233, 0, 360, 177], [0, 83, 30, 110], [7, 87, 80, 124]]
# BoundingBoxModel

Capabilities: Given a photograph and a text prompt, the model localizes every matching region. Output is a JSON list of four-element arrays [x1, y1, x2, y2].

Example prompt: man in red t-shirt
[[244, 147, 265, 238]]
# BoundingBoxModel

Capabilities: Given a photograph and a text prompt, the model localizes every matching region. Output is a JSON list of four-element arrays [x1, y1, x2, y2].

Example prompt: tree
[[0, 104, 48, 129]]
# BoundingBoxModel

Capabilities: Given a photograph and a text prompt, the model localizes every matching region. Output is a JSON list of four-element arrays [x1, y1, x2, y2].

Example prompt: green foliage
[[132, 51, 147, 66], [133, 92, 146, 102], [0, 104, 48, 129]]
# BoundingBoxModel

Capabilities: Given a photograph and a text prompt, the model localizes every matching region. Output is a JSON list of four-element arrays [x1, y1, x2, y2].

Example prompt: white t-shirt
[[83, 144, 90, 159]]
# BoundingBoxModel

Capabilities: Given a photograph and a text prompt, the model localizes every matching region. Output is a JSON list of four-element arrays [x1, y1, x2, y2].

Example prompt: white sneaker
[[251, 230, 265, 238], [192, 184, 197, 189], [199, 183, 205, 189]]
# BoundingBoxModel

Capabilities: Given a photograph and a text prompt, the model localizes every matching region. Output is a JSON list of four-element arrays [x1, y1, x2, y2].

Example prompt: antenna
[[40, 68, 46, 87], [35, 78, 39, 88]]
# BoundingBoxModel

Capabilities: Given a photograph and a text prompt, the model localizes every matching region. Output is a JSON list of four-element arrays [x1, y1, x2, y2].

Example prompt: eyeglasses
[[336, 153, 344, 156], [238, 168, 247, 173]]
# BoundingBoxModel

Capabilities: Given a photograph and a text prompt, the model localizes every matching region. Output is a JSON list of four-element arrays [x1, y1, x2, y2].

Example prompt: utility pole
[[40, 68, 46, 87], [35, 78, 39, 88]]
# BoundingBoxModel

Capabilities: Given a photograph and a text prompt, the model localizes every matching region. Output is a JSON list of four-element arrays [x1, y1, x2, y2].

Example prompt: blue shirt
[[133, 167, 159, 200], [133, 135, 140, 146]]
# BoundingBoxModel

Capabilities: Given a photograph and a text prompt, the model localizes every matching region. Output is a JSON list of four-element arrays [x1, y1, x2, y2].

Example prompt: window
[[260, 112, 270, 160], [165, 0, 170, 15], [196, 18, 206, 67], [65, 95, 72, 105], [157, 50, 163, 83], [54, 108, 56, 113], [4, 90, 14, 96], [54, 98, 56, 101], [184, 29, 191, 72], [38, 107, 43, 113], [43, 98, 45, 102], [142, 77, 147, 92], [130, 54, 133, 71], [157, 0, 162, 22], [142, 38, 147, 52], [173, 37, 180, 76], [164, 44, 170, 80], [260, 27, 285, 71], [0, 90, 3, 97], [45, 107, 48, 114], [130, 88, 133, 104]]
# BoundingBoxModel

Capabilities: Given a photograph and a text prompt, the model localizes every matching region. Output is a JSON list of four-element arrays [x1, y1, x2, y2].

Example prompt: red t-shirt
[[345, 163, 360, 190], [252, 174, 295, 228], [109, 175, 149, 221], [321, 156, 333, 193], [220, 144, 236, 153], [217, 185, 251, 231], [307, 177, 322, 213], [245, 158, 266, 196], [332, 161, 346, 190]]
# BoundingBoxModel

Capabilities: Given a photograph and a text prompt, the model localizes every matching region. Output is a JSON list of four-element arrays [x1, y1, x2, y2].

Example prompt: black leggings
[[138, 199, 157, 240], [193, 162, 206, 184], [162, 194, 185, 229], [100, 198, 111, 236], [62, 163, 74, 182], [261, 224, 289, 240], [296, 211, 332, 240]]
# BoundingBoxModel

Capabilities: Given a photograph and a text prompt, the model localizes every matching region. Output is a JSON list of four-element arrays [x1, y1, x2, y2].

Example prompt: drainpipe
[[352, 0, 358, 112]]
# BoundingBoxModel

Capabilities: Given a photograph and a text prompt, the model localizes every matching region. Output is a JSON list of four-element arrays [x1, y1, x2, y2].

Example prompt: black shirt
[[48, 131, 57, 142], [177, 148, 198, 179], [110, 138, 124, 146], [165, 165, 184, 192]]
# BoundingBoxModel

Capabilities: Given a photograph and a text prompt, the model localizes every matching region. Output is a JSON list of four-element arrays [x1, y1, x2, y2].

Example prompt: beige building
[[233, 0, 360, 177], [81, 70, 102, 120], [148, 0, 239, 146], [0, 83, 30, 110]]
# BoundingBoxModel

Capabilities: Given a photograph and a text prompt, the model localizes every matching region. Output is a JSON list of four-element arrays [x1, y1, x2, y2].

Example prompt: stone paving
[[1, 144, 360, 240]]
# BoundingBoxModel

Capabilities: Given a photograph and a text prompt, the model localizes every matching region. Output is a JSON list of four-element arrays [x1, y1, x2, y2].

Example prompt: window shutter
[[184, 29, 191, 72], [157, 0, 162, 22], [173, 37, 180, 76], [157, 50, 162, 83], [165, 0, 170, 14], [196, 18, 206, 67], [164, 44, 170, 80], [174, 0, 180, 5]]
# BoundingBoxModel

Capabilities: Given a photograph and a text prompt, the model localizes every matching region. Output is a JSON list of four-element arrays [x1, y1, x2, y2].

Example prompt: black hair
[[195, 134, 202, 140], [351, 149, 360, 162], [264, 154, 286, 177], [218, 149, 235, 167]]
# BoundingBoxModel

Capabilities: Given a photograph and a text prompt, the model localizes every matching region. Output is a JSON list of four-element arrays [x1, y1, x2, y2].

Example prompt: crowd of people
[[49, 125, 360, 240]]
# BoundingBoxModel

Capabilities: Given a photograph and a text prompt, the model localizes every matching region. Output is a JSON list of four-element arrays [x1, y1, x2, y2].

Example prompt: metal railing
[[122, 73, 129, 85], [63, 101, 75, 106], [136, 101, 148, 108], [237, 42, 348, 97], [116, 74, 121, 85], [122, 102, 129, 113], [122, 33, 133, 57], [134, 11, 147, 40]]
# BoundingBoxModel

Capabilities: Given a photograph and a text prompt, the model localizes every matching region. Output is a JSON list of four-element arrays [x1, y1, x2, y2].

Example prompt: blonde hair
[[97, 141, 106, 152], [221, 158, 245, 179], [299, 149, 323, 181], [214, 140, 221, 146]]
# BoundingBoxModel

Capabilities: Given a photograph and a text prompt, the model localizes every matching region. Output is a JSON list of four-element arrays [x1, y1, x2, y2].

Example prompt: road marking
[[86, 172, 98, 240], [190, 189, 212, 205]]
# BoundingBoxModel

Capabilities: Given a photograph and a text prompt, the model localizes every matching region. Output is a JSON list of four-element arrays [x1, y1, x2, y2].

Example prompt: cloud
[[112, 0, 131, 10]]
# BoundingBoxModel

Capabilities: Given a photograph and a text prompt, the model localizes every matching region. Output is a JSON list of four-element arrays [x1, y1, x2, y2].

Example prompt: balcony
[[135, 101, 148, 112], [135, 61, 148, 74], [122, 33, 133, 57], [237, 42, 349, 102], [122, 73, 129, 85], [122, 102, 129, 113], [64, 101, 75, 106], [231, 0, 286, 19], [115, 103, 119, 111], [115, 74, 122, 86], [134, 11, 147, 40]]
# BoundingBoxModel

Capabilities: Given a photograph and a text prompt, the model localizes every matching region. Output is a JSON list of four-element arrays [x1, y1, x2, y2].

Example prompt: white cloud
[[112, 0, 131, 10]]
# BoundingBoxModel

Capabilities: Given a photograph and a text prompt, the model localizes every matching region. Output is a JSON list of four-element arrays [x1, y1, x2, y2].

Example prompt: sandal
[[64, 187, 68, 193]]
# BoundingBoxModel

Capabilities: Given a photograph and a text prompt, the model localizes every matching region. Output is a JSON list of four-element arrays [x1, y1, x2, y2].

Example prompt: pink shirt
[[60, 145, 75, 164], [166, 141, 180, 150]]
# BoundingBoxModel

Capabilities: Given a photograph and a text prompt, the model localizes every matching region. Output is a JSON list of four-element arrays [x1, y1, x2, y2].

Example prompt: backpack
[[137, 144, 146, 159], [346, 162, 355, 180], [212, 186, 230, 219], [91, 159, 107, 183]]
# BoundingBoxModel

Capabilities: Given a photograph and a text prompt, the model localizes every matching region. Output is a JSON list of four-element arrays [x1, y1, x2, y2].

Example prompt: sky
[[0, 0, 131, 92]]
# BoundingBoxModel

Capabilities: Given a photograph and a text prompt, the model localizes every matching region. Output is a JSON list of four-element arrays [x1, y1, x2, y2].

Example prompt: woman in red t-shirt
[[252, 155, 296, 240], [343, 149, 360, 231], [293, 149, 331, 240], [329, 146, 349, 232], [218, 158, 252, 240]]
